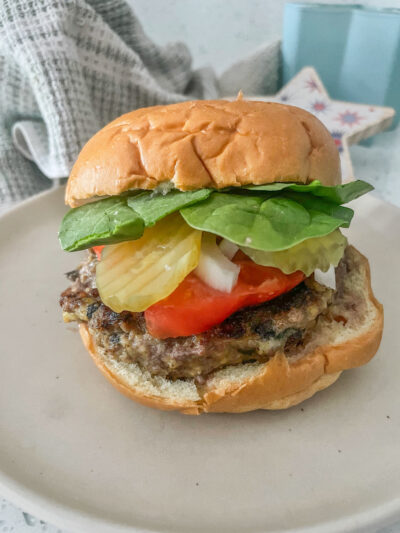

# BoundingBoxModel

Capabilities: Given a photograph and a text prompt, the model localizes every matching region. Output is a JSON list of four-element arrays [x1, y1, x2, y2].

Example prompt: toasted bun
[[79, 246, 383, 414], [66, 100, 341, 207]]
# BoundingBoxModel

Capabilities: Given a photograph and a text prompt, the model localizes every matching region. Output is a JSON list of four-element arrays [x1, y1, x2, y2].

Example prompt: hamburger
[[59, 99, 383, 414]]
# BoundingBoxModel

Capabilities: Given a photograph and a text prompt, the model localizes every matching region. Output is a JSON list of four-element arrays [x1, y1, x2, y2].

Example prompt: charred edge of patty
[[60, 253, 333, 381]]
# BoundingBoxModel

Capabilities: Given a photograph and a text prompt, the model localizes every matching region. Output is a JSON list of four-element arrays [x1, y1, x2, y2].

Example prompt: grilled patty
[[60, 252, 333, 381]]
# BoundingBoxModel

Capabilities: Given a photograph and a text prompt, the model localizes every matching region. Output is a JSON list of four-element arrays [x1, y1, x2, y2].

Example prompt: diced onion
[[195, 234, 240, 293], [314, 265, 336, 290], [219, 238, 239, 260], [152, 181, 175, 195]]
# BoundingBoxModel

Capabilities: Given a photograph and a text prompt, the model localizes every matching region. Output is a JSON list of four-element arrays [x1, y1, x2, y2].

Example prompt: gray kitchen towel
[[0, 0, 280, 206]]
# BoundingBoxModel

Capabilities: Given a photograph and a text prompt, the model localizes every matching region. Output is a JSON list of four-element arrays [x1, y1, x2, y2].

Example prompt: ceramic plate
[[0, 187, 399, 533]]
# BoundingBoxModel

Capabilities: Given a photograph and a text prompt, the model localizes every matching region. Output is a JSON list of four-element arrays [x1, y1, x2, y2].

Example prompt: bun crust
[[78, 246, 383, 414], [66, 100, 341, 207]]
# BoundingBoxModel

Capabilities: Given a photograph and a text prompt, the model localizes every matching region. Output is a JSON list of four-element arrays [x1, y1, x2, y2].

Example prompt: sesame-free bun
[[79, 246, 383, 414], [66, 100, 341, 207]]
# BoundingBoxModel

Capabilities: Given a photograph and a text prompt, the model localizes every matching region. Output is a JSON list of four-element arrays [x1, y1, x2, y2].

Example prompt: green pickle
[[241, 230, 347, 276]]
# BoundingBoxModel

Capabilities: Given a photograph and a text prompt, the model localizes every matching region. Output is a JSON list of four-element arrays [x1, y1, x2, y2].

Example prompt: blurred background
[[132, 0, 398, 73], [2, 0, 400, 209]]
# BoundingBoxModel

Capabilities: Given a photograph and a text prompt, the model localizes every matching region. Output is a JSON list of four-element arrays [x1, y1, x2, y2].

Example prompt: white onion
[[195, 234, 240, 292], [152, 181, 175, 196], [314, 265, 336, 290], [219, 238, 239, 260]]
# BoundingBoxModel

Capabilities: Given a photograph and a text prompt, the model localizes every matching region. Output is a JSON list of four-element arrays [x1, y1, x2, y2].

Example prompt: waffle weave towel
[[0, 0, 280, 206]]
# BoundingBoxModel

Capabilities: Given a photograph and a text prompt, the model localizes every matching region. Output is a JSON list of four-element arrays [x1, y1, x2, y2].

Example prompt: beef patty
[[60, 252, 333, 381]]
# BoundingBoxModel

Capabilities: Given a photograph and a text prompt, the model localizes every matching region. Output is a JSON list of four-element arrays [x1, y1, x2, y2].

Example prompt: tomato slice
[[145, 255, 305, 338], [92, 245, 104, 261]]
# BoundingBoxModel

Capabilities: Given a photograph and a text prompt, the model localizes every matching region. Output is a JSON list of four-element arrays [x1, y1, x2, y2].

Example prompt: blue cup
[[282, 3, 400, 126]]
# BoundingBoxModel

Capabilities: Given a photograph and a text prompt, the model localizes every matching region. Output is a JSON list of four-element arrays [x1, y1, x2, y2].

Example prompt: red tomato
[[92, 245, 104, 261], [145, 255, 305, 338]]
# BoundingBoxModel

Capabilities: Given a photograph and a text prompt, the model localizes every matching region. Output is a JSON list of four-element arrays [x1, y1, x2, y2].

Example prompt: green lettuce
[[127, 189, 211, 226], [59, 179, 372, 252], [181, 192, 354, 252], [243, 179, 373, 204], [59, 189, 211, 251], [59, 196, 145, 252]]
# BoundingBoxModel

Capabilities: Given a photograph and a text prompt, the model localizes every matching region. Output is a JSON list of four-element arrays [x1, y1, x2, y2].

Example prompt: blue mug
[[282, 3, 400, 126]]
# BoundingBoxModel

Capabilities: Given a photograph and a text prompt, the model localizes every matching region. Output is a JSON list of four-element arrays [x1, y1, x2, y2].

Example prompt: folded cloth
[[0, 0, 280, 207]]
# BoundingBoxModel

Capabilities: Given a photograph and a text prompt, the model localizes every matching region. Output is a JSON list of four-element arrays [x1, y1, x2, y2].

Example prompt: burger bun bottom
[[79, 246, 383, 414]]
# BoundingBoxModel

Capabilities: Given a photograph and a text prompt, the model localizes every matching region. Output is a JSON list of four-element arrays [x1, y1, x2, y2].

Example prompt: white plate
[[0, 187, 399, 533]]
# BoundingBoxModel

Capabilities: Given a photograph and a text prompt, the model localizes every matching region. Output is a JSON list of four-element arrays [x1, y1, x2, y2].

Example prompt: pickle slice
[[96, 213, 201, 312]]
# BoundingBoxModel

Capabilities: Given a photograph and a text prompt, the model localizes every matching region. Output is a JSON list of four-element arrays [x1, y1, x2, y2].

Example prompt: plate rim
[[1, 186, 65, 217], [1, 467, 400, 533]]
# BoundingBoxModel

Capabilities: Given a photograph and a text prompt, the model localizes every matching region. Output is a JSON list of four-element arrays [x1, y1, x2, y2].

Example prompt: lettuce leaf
[[282, 191, 354, 224], [127, 189, 211, 226], [59, 180, 371, 252], [181, 192, 354, 252], [243, 179, 373, 204], [59, 196, 144, 252], [59, 189, 211, 251], [241, 229, 347, 276]]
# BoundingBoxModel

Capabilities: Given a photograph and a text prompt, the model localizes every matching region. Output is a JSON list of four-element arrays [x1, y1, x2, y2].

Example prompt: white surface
[[0, 187, 399, 533]]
